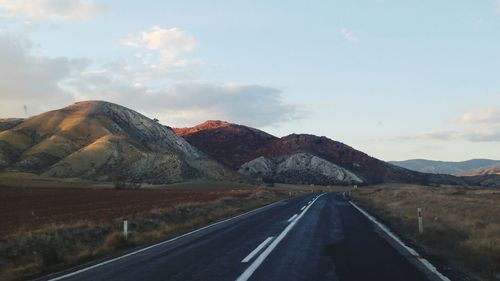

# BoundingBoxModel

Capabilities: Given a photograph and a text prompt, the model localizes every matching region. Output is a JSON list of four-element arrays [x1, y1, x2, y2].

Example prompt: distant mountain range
[[389, 159, 500, 176], [0, 101, 498, 187]]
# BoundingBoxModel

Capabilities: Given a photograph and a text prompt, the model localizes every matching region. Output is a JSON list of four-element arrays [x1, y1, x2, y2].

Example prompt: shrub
[[104, 232, 128, 250], [40, 241, 61, 267]]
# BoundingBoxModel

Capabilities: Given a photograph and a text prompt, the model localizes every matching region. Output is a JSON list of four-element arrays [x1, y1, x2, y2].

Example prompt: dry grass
[[0, 187, 288, 281], [352, 184, 500, 280]]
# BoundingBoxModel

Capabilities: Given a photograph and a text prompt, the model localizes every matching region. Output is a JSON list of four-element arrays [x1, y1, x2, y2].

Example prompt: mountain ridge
[[1, 104, 497, 187], [174, 120, 472, 186], [0, 101, 237, 183]]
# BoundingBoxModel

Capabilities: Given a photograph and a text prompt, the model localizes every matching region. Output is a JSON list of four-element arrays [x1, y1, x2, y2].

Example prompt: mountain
[[389, 159, 500, 175], [174, 121, 467, 186], [238, 153, 364, 185], [0, 101, 237, 184], [174, 120, 278, 168], [2, 104, 495, 187], [458, 165, 500, 188]]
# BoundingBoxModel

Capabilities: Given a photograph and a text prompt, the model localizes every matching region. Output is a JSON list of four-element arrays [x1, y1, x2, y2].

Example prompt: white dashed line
[[241, 237, 274, 263], [235, 193, 326, 281]]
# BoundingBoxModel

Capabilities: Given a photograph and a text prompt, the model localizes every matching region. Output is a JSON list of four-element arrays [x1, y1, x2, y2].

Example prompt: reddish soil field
[[0, 187, 252, 237]]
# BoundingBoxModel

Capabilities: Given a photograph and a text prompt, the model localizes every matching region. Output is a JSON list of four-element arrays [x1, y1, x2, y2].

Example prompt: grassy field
[[0, 174, 299, 281], [0, 186, 263, 236], [352, 184, 500, 281]]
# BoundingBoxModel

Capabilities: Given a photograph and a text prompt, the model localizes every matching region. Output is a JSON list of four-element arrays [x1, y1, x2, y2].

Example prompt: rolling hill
[[0, 101, 237, 184], [459, 166, 500, 176]]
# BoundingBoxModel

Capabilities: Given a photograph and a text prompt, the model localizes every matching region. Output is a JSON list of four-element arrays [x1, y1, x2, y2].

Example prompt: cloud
[[395, 131, 500, 142], [461, 108, 500, 124], [0, 34, 303, 127], [164, 83, 305, 127], [0, 0, 106, 21], [395, 129, 500, 142], [497, 0, 500, 14], [122, 26, 198, 66], [67, 69, 305, 127], [340, 27, 359, 42], [394, 107, 500, 142], [0, 34, 88, 116]]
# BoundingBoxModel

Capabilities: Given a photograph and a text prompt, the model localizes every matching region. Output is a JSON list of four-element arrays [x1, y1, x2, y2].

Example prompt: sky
[[0, 0, 499, 161]]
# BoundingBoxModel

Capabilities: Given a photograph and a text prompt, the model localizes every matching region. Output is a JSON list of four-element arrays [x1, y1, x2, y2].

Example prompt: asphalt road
[[38, 192, 441, 281]]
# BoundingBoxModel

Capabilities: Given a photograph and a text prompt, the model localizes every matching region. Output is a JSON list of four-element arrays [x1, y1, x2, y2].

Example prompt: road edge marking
[[235, 193, 326, 281], [349, 201, 450, 281]]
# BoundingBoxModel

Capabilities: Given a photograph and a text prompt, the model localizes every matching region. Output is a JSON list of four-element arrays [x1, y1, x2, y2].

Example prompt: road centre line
[[44, 198, 287, 281], [235, 193, 326, 281], [287, 214, 298, 222], [241, 237, 274, 263]]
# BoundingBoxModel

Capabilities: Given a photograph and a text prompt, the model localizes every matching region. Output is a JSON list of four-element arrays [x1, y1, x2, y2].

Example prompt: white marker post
[[123, 220, 128, 240], [417, 208, 423, 235]]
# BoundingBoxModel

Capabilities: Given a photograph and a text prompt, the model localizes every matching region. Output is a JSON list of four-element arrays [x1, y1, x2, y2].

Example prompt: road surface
[[37, 193, 444, 281]]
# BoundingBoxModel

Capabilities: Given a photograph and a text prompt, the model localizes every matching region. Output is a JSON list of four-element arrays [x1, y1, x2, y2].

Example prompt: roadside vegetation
[[352, 184, 500, 281], [0, 185, 289, 281]]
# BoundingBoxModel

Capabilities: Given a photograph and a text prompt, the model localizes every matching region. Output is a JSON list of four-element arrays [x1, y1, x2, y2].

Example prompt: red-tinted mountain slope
[[173, 121, 278, 168]]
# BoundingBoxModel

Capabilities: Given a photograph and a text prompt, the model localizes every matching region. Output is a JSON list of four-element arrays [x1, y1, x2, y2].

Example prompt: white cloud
[[395, 128, 500, 142], [0, 0, 105, 21], [142, 26, 195, 51], [395, 107, 500, 142], [67, 68, 305, 127], [340, 27, 359, 42], [460, 108, 500, 124], [0, 34, 303, 127], [0, 34, 87, 117], [122, 26, 198, 67]]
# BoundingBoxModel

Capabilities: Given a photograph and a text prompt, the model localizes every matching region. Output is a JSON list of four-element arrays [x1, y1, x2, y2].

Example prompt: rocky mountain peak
[[174, 120, 231, 136]]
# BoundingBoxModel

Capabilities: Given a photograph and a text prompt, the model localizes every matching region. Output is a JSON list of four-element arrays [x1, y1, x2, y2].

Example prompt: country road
[[36, 193, 447, 281]]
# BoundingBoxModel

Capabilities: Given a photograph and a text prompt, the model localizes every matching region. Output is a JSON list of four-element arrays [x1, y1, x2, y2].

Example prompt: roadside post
[[417, 208, 423, 235], [123, 219, 128, 240]]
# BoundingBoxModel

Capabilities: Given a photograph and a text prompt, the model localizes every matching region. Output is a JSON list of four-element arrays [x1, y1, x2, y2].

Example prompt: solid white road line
[[241, 237, 274, 263], [349, 201, 450, 281], [287, 214, 298, 222], [44, 199, 287, 281], [235, 193, 326, 281], [300, 206, 305, 211]]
